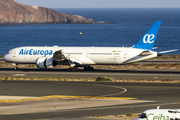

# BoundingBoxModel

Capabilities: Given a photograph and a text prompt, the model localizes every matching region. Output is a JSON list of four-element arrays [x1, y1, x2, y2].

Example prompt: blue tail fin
[[133, 21, 162, 50]]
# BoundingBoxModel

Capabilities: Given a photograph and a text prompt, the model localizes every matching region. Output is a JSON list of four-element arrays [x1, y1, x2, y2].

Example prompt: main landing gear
[[68, 67, 78, 71], [84, 66, 94, 71], [68, 66, 94, 71]]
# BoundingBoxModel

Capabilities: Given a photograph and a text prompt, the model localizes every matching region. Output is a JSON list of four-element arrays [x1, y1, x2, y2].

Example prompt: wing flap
[[53, 50, 95, 67], [66, 55, 82, 65]]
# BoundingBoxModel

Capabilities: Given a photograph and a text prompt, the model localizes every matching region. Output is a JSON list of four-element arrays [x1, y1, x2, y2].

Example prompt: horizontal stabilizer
[[159, 49, 178, 54], [152, 47, 158, 49]]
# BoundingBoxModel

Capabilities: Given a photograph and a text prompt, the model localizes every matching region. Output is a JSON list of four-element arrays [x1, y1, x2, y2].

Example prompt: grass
[[136, 78, 154, 82], [155, 66, 160, 69], [1, 76, 180, 83], [161, 79, 173, 82], [87, 113, 139, 119], [95, 76, 116, 81], [126, 113, 133, 117]]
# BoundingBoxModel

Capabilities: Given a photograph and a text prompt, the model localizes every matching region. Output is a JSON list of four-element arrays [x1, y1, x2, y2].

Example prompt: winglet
[[133, 21, 162, 50]]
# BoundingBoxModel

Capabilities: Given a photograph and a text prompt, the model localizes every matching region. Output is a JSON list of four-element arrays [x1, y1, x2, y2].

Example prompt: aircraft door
[[12, 51, 17, 58], [85, 50, 89, 58]]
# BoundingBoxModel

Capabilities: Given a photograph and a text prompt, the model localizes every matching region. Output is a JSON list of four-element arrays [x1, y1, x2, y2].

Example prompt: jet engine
[[36, 57, 57, 69]]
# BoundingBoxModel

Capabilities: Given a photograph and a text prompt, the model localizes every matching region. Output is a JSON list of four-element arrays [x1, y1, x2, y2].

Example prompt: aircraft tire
[[84, 67, 94, 71], [68, 67, 78, 72], [14, 67, 18, 70]]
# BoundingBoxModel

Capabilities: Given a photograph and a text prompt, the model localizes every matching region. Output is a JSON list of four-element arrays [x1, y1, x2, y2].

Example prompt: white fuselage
[[3, 46, 158, 65]]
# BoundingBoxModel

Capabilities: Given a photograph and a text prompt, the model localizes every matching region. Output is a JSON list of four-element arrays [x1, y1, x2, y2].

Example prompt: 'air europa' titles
[[19, 49, 53, 56]]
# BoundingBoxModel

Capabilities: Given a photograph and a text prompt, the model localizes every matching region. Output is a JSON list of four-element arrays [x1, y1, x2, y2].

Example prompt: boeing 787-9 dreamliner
[[3, 21, 178, 71]]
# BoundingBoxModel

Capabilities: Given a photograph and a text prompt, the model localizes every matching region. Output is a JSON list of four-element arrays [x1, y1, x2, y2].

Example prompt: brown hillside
[[0, 0, 96, 24]]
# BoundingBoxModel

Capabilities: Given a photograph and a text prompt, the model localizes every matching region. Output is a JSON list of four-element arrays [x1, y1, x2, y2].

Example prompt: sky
[[14, 0, 180, 8]]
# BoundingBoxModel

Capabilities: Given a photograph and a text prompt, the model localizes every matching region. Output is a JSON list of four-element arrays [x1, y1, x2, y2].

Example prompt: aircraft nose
[[3, 55, 7, 61], [3, 54, 10, 62]]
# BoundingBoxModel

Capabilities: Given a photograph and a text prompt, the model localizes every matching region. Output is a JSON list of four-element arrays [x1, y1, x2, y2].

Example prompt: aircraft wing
[[53, 50, 95, 67], [53, 50, 66, 62]]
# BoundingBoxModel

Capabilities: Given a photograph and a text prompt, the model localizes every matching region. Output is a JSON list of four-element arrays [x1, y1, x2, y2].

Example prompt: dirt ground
[[87, 114, 139, 120]]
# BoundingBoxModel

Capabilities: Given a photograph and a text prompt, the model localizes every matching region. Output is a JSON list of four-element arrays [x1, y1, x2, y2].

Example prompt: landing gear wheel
[[68, 67, 78, 72], [14, 67, 18, 70], [84, 66, 94, 71], [12, 63, 18, 70]]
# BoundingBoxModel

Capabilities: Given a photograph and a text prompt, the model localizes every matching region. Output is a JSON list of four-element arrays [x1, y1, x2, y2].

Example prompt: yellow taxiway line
[[0, 95, 137, 103], [43, 95, 137, 100]]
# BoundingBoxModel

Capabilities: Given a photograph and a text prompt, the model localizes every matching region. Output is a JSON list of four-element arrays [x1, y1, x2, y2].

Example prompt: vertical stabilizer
[[133, 21, 162, 50]]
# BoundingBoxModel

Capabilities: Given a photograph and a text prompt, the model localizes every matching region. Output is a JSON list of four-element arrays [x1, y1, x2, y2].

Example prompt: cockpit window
[[139, 113, 146, 118], [7, 52, 9, 54]]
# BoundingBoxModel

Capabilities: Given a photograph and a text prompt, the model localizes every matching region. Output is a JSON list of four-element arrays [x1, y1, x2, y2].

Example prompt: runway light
[[80, 32, 82, 34]]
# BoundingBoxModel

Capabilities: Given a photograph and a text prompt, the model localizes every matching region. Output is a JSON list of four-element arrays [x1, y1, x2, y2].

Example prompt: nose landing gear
[[12, 63, 18, 70]]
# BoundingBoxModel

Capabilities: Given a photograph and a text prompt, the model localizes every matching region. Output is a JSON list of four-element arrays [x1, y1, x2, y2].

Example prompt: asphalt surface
[[1, 57, 180, 63], [0, 67, 180, 81], [0, 63, 180, 120], [0, 81, 180, 120]]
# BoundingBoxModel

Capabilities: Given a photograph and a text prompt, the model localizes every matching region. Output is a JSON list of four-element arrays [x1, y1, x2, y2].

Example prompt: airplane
[[3, 21, 178, 71], [135, 106, 180, 120]]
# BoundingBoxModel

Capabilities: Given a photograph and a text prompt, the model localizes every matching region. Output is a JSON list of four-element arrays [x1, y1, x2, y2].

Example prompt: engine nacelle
[[36, 57, 57, 69]]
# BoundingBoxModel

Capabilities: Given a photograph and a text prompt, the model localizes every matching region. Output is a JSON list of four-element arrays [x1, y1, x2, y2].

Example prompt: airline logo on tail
[[133, 21, 162, 50], [143, 34, 155, 44]]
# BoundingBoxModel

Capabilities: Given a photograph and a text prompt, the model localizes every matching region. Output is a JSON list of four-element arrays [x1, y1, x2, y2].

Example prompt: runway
[[0, 67, 180, 119], [0, 80, 180, 120], [0, 67, 180, 80]]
